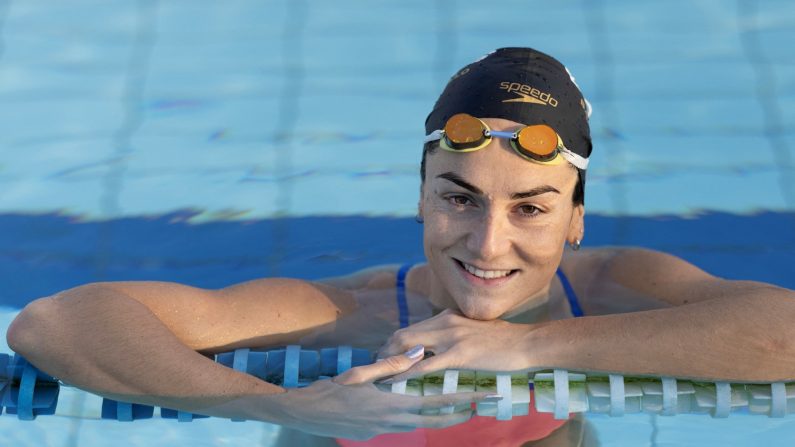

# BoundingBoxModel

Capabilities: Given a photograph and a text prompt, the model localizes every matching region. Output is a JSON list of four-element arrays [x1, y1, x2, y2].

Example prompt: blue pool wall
[[2, 211, 792, 310]]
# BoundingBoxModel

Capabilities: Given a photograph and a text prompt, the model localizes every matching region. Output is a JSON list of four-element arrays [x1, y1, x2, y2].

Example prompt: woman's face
[[420, 117, 584, 320]]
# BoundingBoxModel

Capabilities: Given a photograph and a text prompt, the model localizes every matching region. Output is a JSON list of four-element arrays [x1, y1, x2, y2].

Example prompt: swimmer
[[7, 48, 795, 446]]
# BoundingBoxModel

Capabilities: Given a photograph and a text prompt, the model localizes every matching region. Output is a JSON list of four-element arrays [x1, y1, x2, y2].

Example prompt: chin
[[456, 299, 509, 321]]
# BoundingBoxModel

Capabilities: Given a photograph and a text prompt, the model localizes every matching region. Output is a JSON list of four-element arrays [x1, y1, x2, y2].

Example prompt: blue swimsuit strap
[[556, 267, 584, 317], [397, 264, 585, 326], [396, 264, 413, 328]]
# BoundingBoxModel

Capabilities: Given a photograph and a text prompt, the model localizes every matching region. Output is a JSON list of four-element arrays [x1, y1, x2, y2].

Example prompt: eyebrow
[[437, 172, 482, 195], [436, 171, 560, 200], [511, 185, 560, 200]]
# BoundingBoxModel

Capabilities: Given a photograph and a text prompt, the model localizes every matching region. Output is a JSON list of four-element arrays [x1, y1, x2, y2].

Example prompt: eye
[[517, 204, 542, 217], [446, 194, 473, 208]]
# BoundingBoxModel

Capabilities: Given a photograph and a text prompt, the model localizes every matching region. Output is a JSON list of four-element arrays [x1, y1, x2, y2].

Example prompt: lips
[[454, 258, 517, 282]]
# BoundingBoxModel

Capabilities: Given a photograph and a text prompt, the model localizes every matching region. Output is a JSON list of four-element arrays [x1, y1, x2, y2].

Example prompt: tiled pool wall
[[0, 0, 793, 220], [1, 211, 792, 310], [0, 0, 793, 307]]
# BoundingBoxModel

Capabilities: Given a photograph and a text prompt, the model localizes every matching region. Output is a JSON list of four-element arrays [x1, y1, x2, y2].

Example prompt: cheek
[[519, 217, 565, 243], [422, 209, 454, 255], [514, 221, 570, 266], [421, 196, 465, 239]]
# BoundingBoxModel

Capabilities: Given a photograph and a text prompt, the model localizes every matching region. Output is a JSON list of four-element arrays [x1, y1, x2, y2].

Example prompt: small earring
[[415, 214, 424, 224], [570, 239, 581, 251]]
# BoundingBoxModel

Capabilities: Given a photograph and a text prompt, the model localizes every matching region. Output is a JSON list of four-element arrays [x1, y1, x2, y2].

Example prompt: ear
[[567, 204, 585, 245]]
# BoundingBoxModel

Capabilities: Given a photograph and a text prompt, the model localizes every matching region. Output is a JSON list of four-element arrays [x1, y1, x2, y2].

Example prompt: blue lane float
[[0, 347, 372, 422], [1, 354, 59, 420], [2, 348, 794, 422]]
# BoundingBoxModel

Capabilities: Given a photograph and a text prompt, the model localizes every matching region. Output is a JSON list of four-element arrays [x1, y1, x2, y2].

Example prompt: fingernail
[[375, 377, 394, 385], [482, 394, 503, 402], [404, 345, 425, 360]]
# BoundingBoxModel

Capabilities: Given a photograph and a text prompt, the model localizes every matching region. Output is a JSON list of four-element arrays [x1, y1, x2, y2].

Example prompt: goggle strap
[[424, 129, 444, 144], [559, 147, 589, 170]]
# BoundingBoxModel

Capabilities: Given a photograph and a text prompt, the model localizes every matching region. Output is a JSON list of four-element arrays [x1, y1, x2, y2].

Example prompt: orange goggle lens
[[442, 113, 562, 162], [514, 124, 559, 161], [443, 113, 486, 150]]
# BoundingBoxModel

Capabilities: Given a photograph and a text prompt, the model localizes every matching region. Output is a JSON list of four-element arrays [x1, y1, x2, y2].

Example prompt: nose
[[466, 208, 512, 260]]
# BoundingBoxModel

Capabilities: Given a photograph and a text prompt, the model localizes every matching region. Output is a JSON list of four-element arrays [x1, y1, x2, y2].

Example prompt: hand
[[261, 345, 498, 440], [377, 309, 535, 381]]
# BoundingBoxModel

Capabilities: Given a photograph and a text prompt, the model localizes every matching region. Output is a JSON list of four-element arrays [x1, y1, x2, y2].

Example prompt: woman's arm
[[532, 248, 795, 382], [379, 249, 795, 383], [6, 279, 352, 412], [525, 281, 795, 382], [6, 279, 490, 438]]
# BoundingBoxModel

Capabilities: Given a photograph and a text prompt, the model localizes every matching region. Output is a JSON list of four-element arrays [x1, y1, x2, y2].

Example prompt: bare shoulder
[[315, 263, 433, 315], [315, 264, 404, 291], [588, 247, 716, 288], [560, 247, 750, 313]]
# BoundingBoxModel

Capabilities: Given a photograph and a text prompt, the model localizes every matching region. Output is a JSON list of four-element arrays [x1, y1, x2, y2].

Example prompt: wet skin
[[299, 117, 587, 351], [420, 117, 584, 321]]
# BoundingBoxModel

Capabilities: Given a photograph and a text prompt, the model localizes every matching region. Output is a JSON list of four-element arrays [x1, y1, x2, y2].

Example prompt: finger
[[374, 345, 391, 361], [389, 353, 452, 382], [377, 343, 436, 362], [378, 328, 447, 359], [333, 345, 425, 385], [377, 330, 418, 359]]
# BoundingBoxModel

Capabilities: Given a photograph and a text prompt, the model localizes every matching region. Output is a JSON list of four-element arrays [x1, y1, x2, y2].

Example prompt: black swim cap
[[425, 47, 592, 166]]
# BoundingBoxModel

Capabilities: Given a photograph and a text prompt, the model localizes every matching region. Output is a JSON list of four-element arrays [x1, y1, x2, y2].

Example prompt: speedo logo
[[499, 82, 558, 107]]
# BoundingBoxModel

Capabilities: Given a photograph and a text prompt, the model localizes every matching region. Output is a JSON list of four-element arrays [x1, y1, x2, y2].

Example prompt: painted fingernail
[[482, 394, 504, 402], [404, 345, 425, 360]]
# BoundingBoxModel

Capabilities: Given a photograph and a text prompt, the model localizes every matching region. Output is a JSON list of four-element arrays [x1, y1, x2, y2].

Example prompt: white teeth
[[462, 262, 512, 279]]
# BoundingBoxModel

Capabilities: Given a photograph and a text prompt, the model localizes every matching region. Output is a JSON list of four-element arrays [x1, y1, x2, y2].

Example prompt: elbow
[[7, 283, 102, 358], [7, 296, 58, 358]]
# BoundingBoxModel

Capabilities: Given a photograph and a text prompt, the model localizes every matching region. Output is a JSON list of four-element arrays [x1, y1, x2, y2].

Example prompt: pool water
[[1, 0, 794, 446]]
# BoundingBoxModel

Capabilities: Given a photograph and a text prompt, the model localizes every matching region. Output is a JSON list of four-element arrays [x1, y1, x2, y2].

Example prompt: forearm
[[529, 286, 795, 382], [7, 285, 284, 421]]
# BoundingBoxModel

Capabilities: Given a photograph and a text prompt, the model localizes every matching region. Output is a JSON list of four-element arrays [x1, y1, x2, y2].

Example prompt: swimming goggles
[[424, 113, 589, 170]]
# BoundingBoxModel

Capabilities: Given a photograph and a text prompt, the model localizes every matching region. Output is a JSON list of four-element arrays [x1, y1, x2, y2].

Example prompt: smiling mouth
[[454, 259, 518, 280]]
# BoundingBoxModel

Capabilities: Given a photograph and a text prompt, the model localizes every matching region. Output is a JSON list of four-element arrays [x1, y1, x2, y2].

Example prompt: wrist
[[194, 380, 288, 423], [521, 320, 567, 371]]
